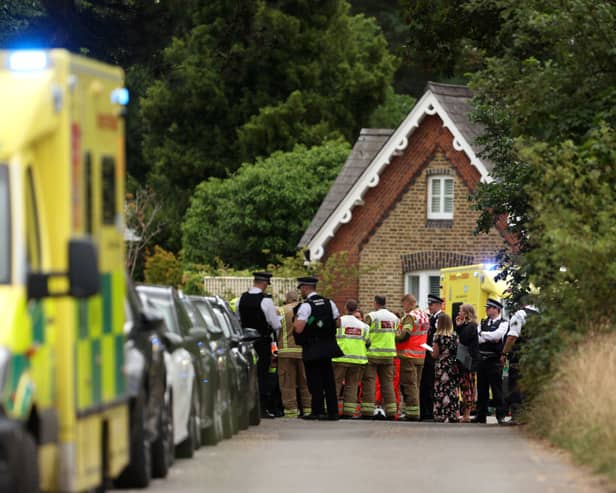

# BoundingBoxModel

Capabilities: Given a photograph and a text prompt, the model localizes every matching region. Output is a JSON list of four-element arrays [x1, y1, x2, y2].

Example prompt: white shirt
[[340, 314, 369, 332], [478, 317, 509, 343], [506, 310, 527, 339], [295, 292, 340, 321], [236, 287, 281, 333]]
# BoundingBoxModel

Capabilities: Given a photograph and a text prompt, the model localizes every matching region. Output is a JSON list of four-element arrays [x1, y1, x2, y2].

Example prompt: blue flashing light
[[9, 50, 48, 71], [111, 88, 130, 106]]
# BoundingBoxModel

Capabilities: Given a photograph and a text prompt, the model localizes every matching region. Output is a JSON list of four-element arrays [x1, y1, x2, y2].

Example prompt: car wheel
[[151, 392, 173, 478], [175, 385, 198, 458], [114, 390, 151, 488], [202, 387, 223, 445], [4, 426, 40, 493]]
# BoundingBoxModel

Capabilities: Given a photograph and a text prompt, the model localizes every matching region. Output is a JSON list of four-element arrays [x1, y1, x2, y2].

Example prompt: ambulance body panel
[[0, 49, 128, 492]]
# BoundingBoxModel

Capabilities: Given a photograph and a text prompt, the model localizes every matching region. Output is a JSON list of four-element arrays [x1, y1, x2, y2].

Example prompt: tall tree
[[182, 140, 351, 268]]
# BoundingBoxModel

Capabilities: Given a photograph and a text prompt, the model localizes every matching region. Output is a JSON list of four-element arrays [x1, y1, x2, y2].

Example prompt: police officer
[[420, 294, 443, 421], [473, 298, 508, 423], [237, 272, 282, 418], [360, 295, 399, 420], [293, 276, 341, 420], [500, 305, 539, 424], [277, 291, 311, 418]]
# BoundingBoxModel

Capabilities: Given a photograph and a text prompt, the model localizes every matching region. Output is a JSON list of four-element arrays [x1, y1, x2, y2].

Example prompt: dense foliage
[[140, 1, 397, 247], [182, 140, 350, 268]]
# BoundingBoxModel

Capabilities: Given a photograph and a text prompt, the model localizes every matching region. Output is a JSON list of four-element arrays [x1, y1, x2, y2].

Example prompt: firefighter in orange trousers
[[396, 294, 430, 421], [277, 290, 311, 418]]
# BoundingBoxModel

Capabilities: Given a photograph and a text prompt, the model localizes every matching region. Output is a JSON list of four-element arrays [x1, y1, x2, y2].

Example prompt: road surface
[[112, 418, 607, 493]]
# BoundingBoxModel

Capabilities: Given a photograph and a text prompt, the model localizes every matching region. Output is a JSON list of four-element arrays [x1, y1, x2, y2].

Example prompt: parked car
[[115, 281, 173, 488], [206, 296, 261, 426], [188, 295, 243, 435], [136, 285, 222, 457], [183, 296, 237, 439]]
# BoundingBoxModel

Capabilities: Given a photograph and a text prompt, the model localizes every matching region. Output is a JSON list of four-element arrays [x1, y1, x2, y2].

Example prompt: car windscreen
[[0, 165, 10, 284], [210, 305, 235, 337], [142, 293, 180, 335], [191, 299, 225, 336]]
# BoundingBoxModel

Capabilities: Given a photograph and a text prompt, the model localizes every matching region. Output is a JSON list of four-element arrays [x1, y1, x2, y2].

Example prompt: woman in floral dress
[[432, 313, 459, 422]]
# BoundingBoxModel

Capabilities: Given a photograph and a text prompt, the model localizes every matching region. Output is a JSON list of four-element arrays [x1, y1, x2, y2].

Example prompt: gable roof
[[299, 128, 393, 249], [299, 82, 491, 260]]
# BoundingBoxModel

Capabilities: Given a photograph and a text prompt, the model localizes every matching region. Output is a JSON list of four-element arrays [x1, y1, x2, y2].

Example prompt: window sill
[[426, 219, 453, 229]]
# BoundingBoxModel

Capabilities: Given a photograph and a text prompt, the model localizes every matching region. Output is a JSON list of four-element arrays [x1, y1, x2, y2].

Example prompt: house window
[[404, 270, 441, 309], [428, 176, 454, 219]]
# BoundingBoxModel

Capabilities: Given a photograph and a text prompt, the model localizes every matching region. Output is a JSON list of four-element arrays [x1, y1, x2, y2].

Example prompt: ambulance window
[[84, 153, 93, 234], [101, 156, 116, 225], [25, 168, 42, 270], [0, 165, 10, 283]]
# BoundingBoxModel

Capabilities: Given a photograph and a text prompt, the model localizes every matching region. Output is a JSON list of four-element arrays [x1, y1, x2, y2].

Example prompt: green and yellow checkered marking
[[75, 271, 126, 411]]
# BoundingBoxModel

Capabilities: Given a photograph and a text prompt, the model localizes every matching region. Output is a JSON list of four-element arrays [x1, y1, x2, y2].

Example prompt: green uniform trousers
[[399, 357, 424, 418], [333, 363, 365, 417], [278, 356, 311, 417], [361, 358, 396, 417]]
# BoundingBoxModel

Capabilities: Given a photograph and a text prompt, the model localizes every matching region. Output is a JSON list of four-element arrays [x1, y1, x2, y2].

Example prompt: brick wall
[[323, 114, 507, 310]]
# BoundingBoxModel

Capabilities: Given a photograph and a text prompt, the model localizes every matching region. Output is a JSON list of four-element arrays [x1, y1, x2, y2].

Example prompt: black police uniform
[[419, 310, 440, 420], [294, 294, 341, 419], [238, 290, 274, 416], [475, 317, 506, 423]]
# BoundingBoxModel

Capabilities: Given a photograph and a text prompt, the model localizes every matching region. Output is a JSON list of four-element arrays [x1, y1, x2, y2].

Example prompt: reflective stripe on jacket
[[333, 315, 369, 365], [277, 303, 302, 358], [366, 309, 399, 359], [396, 308, 429, 359]]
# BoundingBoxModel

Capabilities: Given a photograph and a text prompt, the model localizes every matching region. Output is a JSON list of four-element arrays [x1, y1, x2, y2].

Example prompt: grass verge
[[526, 331, 616, 481]]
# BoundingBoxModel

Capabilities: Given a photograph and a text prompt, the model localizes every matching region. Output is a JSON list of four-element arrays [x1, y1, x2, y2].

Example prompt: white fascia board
[[306, 90, 491, 261]]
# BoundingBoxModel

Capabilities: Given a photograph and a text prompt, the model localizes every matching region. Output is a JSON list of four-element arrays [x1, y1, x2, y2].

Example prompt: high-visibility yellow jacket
[[333, 315, 370, 365], [365, 309, 399, 359]]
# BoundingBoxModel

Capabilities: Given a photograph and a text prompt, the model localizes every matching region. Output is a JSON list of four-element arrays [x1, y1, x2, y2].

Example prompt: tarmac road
[[112, 418, 609, 493]]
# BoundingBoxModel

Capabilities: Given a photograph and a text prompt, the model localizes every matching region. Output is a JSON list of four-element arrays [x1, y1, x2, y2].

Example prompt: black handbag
[[456, 343, 473, 372]]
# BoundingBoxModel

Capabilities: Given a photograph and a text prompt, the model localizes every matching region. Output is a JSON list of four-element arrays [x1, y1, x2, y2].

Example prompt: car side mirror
[[240, 327, 261, 342], [141, 311, 166, 333], [161, 332, 183, 350], [188, 327, 209, 342]]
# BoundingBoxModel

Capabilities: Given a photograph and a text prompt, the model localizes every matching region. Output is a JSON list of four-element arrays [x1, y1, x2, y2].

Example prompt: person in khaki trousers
[[396, 294, 430, 421], [277, 291, 311, 417], [333, 300, 370, 419]]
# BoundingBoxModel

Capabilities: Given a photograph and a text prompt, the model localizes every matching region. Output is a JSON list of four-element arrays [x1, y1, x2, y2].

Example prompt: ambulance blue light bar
[[111, 88, 130, 106], [8, 50, 48, 71]]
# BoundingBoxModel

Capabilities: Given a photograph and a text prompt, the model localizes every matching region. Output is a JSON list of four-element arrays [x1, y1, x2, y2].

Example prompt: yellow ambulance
[[0, 49, 129, 492], [440, 264, 508, 320]]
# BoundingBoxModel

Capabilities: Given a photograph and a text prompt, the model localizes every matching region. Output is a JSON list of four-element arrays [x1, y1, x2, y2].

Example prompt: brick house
[[298, 82, 508, 311]]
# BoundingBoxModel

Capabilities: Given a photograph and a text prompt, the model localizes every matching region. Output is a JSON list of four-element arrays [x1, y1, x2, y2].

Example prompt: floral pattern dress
[[433, 334, 460, 422]]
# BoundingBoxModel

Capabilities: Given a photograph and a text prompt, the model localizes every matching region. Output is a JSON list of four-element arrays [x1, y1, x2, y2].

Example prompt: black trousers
[[254, 338, 272, 413], [419, 354, 434, 419], [476, 357, 505, 420], [505, 364, 523, 418], [303, 358, 337, 416]]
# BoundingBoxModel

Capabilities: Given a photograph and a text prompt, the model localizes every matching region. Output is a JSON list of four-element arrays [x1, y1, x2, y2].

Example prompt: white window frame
[[404, 270, 441, 310], [428, 176, 454, 220]]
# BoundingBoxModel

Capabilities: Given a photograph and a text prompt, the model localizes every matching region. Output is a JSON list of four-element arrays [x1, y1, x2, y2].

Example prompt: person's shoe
[[320, 414, 340, 421], [373, 413, 386, 421], [261, 410, 277, 419], [420, 416, 434, 422], [339, 414, 355, 420], [385, 415, 397, 421], [470, 417, 487, 423], [360, 414, 373, 420], [403, 415, 421, 422], [301, 413, 324, 420]]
